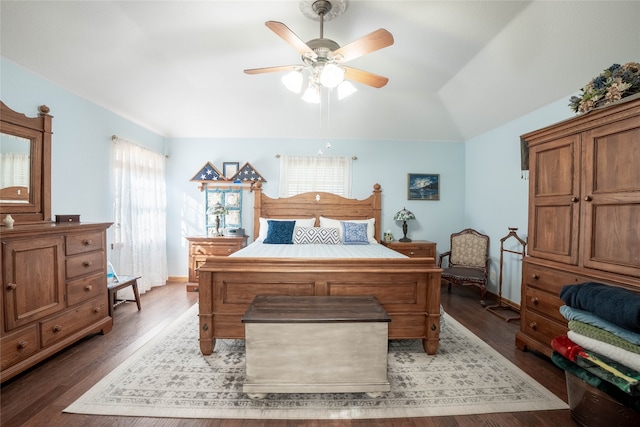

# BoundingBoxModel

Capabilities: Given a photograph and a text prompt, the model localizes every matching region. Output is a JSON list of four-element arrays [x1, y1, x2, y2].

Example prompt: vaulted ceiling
[[1, 1, 639, 141]]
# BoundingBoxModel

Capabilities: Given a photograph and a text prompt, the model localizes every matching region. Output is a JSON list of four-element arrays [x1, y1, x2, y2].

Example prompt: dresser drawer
[[66, 251, 105, 279], [396, 246, 434, 258], [67, 272, 106, 306], [1, 325, 39, 370], [40, 297, 107, 347], [191, 242, 244, 256], [520, 309, 568, 349], [382, 241, 436, 261], [523, 286, 565, 323], [203, 245, 241, 256], [66, 232, 104, 255], [523, 262, 591, 295]]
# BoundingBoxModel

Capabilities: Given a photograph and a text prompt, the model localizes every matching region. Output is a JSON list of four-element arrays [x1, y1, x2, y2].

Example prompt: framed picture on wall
[[408, 173, 440, 200], [223, 162, 239, 180]]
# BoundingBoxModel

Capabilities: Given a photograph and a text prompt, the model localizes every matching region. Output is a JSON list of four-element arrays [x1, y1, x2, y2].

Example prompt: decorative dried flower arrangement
[[569, 62, 640, 113]]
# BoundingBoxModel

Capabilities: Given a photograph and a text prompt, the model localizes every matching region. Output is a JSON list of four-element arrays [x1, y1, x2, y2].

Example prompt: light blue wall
[[3, 55, 579, 305], [1, 58, 165, 247], [464, 97, 574, 303], [165, 138, 465, 277]]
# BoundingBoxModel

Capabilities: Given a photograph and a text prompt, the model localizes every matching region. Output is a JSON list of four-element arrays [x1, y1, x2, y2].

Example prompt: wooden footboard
[[198, 256, 442, 355]]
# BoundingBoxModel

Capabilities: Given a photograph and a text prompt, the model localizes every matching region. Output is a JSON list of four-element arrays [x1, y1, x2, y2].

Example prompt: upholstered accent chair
[[438, 228, 490, 306]]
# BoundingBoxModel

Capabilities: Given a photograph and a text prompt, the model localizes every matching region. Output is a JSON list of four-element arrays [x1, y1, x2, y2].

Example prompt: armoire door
[[527, 134, 581, 265], [581, 115, 640, 278]]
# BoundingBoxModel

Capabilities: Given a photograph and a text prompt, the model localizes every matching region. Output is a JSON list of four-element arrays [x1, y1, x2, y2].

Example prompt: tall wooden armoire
[[516, 95, 640, 356]]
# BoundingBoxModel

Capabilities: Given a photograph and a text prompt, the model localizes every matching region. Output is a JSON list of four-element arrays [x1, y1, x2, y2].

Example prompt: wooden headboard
[[252, 182, 382, 241]]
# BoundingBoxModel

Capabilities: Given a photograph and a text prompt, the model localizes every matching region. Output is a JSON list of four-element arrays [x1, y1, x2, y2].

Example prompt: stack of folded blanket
[[551, 282, 640, 412]]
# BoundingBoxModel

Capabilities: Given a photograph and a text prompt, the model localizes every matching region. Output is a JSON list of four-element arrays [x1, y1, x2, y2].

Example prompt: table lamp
[[393, 207, 416, 242], [209, 202, 227, 236]]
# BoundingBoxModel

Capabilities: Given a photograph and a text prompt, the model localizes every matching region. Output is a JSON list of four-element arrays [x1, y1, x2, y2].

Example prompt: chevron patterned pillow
[[293, 227, 341, 244]]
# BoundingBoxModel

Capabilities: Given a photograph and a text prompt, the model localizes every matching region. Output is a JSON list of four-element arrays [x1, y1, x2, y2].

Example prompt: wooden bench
[[107, 275, 141, 317], [241, 295, 391, 399]]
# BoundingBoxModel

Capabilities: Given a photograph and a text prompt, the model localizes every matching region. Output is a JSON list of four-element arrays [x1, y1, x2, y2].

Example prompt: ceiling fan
[[244, 0, 394, 102]]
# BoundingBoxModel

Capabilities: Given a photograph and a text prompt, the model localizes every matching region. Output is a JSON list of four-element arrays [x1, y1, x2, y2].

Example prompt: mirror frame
[[0, 101, 52, 224]]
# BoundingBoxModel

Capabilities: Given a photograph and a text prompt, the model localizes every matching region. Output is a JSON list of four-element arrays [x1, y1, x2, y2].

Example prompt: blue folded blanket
[[560, 283, 640, 333], [560, 306, 640, 345]]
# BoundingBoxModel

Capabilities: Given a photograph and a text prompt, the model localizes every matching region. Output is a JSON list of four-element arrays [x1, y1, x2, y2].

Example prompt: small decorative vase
[[3, 214, 15, 228]]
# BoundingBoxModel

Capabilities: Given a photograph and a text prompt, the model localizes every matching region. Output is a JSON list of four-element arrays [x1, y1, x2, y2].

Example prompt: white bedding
[[230, 241, 407, 258]]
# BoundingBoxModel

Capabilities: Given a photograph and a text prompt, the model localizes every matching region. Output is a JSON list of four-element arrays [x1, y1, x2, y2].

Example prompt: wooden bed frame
[[198, 183, 442, 355]]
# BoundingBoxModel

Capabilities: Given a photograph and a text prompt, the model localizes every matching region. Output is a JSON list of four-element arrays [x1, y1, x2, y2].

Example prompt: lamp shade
[[394, 207, 415, 221], [337, 80, 357, 100], [282, 70, 303, 93], [301, 84, 321, 103], [209, 202, 226, 216], [320, 63, 345, 88]]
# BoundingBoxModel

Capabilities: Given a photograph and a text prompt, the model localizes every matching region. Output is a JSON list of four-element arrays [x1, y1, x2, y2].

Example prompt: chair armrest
[[438, 251, 451, 267]]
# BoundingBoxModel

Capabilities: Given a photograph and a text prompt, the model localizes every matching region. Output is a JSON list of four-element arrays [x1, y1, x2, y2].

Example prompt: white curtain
[[112, 138, 167, 298], [0, 153, 30, 188], [278, 156, 352, 197]]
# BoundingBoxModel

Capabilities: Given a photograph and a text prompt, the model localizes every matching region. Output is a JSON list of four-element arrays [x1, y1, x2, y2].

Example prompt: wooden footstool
[[241, 295, 391, 399], [107, 275, 141, 317]]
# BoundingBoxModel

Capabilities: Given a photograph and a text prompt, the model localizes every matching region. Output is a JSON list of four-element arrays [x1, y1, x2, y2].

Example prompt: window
[[205, 188, 242, 237], [278, 156, 352, 197]]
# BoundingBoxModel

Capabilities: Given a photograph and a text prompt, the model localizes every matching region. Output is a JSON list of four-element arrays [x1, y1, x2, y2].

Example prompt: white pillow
[[319, 216, 377, 244], [257, 217, 316, 242]]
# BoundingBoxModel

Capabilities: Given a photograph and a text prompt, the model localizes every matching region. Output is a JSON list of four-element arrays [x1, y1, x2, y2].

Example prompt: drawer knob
[[93, 306, 101, 313], [530, 296, 539, 305], [584, 195, 593, 202], [409, 251, 415, 255], [17, 340, 28, 349], [532, 273, 539, 280], [570, 196, 579, 203], [529, 322, 537, 330], [196, 248, 205, 254], [53, 325, 62, 332], [84, 284, 93, 292], [7, 282, 18, 290], [83, 239, 93, 246], [83, 260, 93, 267]]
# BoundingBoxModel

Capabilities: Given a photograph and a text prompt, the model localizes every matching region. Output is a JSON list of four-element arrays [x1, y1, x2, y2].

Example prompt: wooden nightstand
[[186, 236, 248, 289], [382, 240, 436, 262]]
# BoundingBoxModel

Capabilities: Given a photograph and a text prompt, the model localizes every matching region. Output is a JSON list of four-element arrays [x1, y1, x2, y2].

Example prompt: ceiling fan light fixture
[[338, 80, 357, 100], [302, 84, 321, 103], [320, 63, 345, 88], [281, 70, 303, 93]]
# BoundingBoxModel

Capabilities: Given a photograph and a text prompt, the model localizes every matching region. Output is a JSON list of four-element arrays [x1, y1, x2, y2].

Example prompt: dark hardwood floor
[[1, 281, 577, 427]]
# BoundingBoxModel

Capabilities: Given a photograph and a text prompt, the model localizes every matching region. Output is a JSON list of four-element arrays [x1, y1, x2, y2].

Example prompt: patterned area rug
[[64, 304, 567, 419]]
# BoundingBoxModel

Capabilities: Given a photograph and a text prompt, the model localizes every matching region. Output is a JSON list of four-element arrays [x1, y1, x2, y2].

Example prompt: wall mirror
[[0, 101, 52, 223]]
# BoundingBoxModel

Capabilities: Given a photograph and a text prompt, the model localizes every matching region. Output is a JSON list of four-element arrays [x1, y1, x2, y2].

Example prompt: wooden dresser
[[516, 96, 640, 356], [1, 222, 113, 382], [186, 236, 248, 283]]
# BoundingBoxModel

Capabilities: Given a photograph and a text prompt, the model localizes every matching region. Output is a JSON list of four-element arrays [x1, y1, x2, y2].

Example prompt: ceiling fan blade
[[244, 65, 299, 75], [265, 21, 317, 59], [343, 66, 389, 88], [333, 29, 394, 63]]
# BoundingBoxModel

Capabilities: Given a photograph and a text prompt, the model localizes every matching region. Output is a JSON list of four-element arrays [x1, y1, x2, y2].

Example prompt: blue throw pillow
[[263, 220, 295, 244], [341, 221, 370, 245]]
